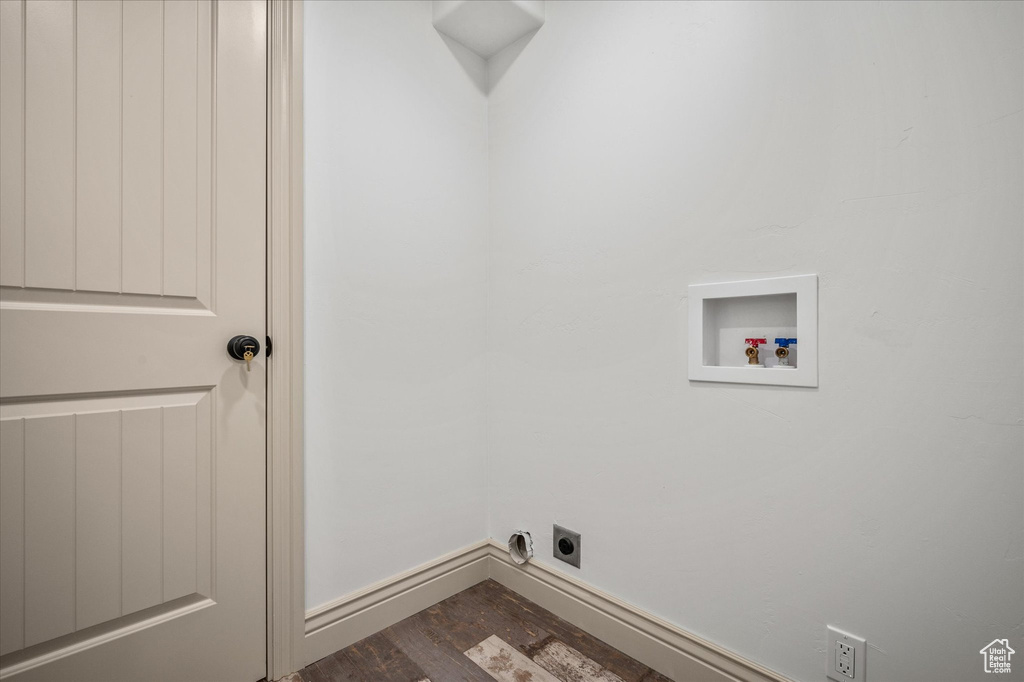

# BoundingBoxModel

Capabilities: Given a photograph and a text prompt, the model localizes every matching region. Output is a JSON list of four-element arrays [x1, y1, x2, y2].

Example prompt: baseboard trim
[[302, 539, 790, 682], [483, 540, 788, 682], [303, 541, 490, 665]]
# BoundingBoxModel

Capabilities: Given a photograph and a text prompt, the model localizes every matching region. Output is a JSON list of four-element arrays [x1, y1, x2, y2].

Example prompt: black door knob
[[227, 335, 261, 361]]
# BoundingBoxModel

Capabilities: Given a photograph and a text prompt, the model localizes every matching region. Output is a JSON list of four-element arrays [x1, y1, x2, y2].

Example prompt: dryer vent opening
[[508, 531, 533, 565]]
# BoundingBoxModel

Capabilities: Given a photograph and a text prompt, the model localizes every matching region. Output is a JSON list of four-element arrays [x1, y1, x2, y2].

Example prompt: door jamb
[[267, 0, 305, 679]]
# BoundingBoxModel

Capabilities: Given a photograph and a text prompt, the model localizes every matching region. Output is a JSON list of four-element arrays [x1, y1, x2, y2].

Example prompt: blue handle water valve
[[774, 338, 797, 367]]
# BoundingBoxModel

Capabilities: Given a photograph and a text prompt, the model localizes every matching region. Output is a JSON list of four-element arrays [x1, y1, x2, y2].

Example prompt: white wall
[[486, 3, 1023, 682], [303, 0, 488, 610]]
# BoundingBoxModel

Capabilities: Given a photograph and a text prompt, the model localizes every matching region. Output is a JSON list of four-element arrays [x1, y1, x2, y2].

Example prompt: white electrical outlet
[[827, 626, 866, 682], [835, 641, 854, 678]]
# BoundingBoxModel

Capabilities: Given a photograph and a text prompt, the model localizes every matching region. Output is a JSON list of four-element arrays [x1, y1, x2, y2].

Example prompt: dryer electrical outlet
[[827, 626, 866, 682], [552, 525, 581, 568]]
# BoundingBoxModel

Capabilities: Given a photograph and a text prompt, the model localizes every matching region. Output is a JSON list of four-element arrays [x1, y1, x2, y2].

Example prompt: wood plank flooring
[[293, 579, 673, 682]]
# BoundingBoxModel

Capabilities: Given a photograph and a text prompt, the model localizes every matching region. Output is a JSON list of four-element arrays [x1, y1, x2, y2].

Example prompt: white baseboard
[[303, 541, 491, 665], [483, 540, 788, 682], [302, 539, 790, 682]]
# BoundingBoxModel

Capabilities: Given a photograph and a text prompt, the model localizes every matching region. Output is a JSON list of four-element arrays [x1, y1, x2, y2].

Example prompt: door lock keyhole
[[227, 335, 260, 372]]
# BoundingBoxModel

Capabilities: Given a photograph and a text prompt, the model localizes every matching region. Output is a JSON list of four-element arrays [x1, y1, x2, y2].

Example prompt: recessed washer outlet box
[[688, 274, 818, 387], [552, 524, 581, 568]]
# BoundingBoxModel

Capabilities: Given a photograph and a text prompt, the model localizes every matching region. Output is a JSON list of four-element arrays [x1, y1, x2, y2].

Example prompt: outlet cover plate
[[827, 626, 866, 682], [552, 524, 581, 568]]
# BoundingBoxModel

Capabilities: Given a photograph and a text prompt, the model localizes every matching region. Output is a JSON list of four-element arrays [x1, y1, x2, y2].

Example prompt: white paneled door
[[0, 1, 267, 680]]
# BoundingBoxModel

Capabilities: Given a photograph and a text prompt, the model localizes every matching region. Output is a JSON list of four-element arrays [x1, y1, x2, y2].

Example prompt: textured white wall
[[303, 0, 488, 610], [486, 3, 1023, 682]]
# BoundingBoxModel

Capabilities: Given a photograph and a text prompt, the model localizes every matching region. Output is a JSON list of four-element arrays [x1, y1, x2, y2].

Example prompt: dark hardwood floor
[[294, 579, 673, 682]]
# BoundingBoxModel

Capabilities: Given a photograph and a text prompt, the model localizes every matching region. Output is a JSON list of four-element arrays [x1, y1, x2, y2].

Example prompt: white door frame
[[267, 0, 305, 678]]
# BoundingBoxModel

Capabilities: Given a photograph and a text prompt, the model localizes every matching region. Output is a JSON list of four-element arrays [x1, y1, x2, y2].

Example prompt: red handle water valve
[[744, 338, 767, 347]]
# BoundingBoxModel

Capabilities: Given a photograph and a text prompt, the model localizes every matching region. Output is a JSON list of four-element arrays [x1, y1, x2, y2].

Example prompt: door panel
[[2, 0, 214, 306], [0, 1, 266, 679]]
